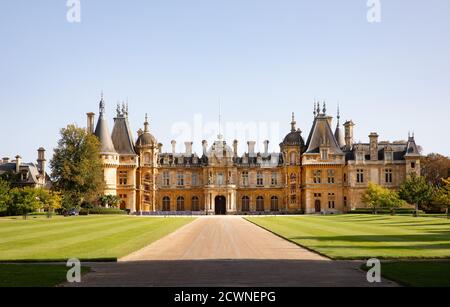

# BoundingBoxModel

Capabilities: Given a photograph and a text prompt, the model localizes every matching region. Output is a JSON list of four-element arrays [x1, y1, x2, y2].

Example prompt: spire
[[336, 103, 341, 125], [291, 112, 297, 132], [144, 113, 149, 133]]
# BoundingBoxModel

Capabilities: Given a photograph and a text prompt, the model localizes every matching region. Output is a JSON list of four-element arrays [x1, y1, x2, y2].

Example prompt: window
[[357, 169, 364, 183], [241, 196, 250, 212], [343, 196, 348, 207], [217, 172, 224, 186], [344, 173, 347, 183], [119, 171, 128, 185], [327, 170, 335, 184], [242, 171, 249, 187], [385, 169, 393, 184], [162, 196, 170, 211], [191, 196, 200, 211], [144, 173, 151, 181], [191, 173, 199, 186], [290, 152, 297, 165], [176, 196, 185, 211], [411, 162, 416, 169], [271, 172, 278, 185], [177, 172, 184, 187], [144, 153, 151, 164], [271, 196, 279, 211], [257, 171, 264, 186], [256, 196, 264, 212], [321, 149, 328, 160], [290, 173, 296, 183], [144, 195, 150, 202], [163, 171, 170, 187], [385, 151, 393, 162], [313, 170, 322, 184], [290, 194, 297, 204], [290, 184, 296, 194], [328, 193, 336, 209], [144, 184, 151, 191]]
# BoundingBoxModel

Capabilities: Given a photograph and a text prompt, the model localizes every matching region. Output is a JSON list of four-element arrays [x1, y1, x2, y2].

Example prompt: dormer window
[[321, 149, 328, 160], [385, 151, 393, 162]]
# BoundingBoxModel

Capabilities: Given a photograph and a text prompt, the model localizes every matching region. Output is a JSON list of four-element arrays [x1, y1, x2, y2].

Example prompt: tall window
[[162, 196, 170, 211], [144, 153, 151, 164], [385, 151, 393, 162], [177, 172, 184, 187], [313, 170, 322, 184], [119, 171, 128, 185], [191, 172, 199, 186], [357, 169, 364, 183], [191, 196, 200, 211], [385, 169, 393, 184], [163, 171, 170, 187], [176, 196, 185, 211], [328, 193, 336, 209], [271, 196, 279, 212], [290, 152, 297, 165], [242, 171, 249, 187], [257, 171, 264, 186], [217, 172, 224, 186], [327, 170, 335, 184], [343, 196, 348, 207], [256, 196, 264, 212], [290, 194, 297, 204], [241, 196, 250, 212], [271, 172, 278, 186]]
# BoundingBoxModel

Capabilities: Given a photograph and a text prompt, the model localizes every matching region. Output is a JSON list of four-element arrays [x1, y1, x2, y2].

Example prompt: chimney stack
[[37, 147, 46, 175], [202, 140, 208, 156], [15, 155, 22, 173], [369, 132, 379, 161], [263, 140, 270, 155], [344, 120, 355, 150], [247, 141, 256, 157], [87, 112, 95, 134], [2, 157, 9, 165], [185, 142, 193, 156], [233, 140, 238, 157], [171, 140, 177, 154]]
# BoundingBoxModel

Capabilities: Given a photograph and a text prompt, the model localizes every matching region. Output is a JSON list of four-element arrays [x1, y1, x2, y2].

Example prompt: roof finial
[[99, 94, 105, 115], [313, 101, 317, 117], [291, 112, 296, 132], [323, 101, 327, 115], [337, 103, 341, 125], [144, 113, 149, 132], [316, 102, 321, 116]]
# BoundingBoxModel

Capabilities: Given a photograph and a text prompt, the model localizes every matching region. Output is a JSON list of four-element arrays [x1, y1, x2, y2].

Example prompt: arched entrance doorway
[[215, 195, 226, 215], [315, 200, 321, 213]]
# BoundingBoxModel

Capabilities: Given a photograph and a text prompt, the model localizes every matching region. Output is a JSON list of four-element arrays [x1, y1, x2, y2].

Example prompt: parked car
[[67, 208, 79, 216]]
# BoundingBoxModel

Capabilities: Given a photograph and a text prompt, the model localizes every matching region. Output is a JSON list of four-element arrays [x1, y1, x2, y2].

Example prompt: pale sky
[[1, 0, 449, 165]]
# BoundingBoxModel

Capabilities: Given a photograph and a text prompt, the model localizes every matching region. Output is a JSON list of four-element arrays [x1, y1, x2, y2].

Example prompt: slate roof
[[111, 115, 137, 155], [305, 115, 344, 155]]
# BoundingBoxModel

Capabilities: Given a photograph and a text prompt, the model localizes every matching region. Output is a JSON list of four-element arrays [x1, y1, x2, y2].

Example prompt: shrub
[[79, 207, 126, 215]]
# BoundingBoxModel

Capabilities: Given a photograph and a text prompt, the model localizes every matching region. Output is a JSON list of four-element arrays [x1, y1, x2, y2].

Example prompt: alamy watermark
[[366, 258, 381, 283], [67, 0, 81, 23], [66, 258, 81, 283]]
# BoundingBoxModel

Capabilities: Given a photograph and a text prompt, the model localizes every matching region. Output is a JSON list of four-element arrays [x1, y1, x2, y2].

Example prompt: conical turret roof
[[94, 97, 117, 154]]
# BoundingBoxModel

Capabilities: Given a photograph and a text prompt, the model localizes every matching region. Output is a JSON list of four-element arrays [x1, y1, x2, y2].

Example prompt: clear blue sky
[[1, 0, 449, 164]]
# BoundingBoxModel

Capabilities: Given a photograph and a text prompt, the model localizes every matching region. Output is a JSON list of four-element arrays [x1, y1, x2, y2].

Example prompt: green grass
[[0, 215, 194, 262], [0, 264, 90, 287], [246, 215, 450, 260], [363, 261, 450, 287]]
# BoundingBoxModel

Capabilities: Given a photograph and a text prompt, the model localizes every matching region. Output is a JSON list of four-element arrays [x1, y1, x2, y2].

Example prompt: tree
[[50, 125, 104, 211], [398, 174, 435, 217], [7, 187, 43, 219], [0, 179, 10, 213], [379, 190, 406, 215], [362, 182, 406, 215], [361, 182, 386, 214], [99, 195, 121, 208], [435, 178, 450, 218], [36, 189, 62, 218], [421, 153, 450, 187]]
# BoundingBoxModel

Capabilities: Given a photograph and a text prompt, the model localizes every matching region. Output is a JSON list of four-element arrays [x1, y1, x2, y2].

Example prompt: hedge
[[79, 208, 126, 215]]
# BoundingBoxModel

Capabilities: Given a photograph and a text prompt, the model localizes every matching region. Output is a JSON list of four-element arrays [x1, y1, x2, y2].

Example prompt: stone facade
[[90, 97, 421, 215]]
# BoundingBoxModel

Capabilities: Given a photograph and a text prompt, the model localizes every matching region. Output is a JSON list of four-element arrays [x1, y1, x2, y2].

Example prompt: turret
[[344, 120, 355, 150]]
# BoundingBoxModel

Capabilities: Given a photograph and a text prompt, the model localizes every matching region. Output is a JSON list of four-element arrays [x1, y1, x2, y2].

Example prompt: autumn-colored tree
[[36, 189, 62, 218], [435, 178, 450, 218], [399, 174, 435, 217], [421, 153, 450, 187], [361, 182, 406, 215], [50, 125, 104, 211]]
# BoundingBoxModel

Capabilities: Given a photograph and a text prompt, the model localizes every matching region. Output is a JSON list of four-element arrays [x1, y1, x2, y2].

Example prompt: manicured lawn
[[0, 264, 90, 287], [362, 261, 450, 287], [0, 215, 194, 262], [246, 215, 450, 260]]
